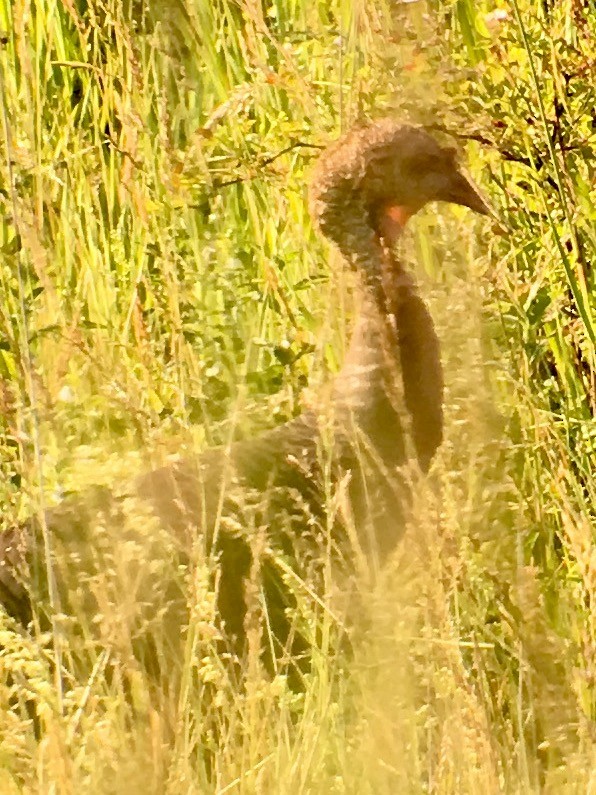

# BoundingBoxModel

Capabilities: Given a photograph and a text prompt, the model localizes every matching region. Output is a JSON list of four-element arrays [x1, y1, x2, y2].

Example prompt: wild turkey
[[0, 120, 489, 677]]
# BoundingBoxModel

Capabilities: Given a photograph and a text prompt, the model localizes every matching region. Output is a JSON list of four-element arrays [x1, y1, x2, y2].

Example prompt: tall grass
[[0, 0, 594, 792]]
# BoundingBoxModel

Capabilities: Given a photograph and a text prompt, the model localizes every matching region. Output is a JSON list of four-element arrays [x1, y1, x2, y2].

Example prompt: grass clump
[[0, 0, 594, 792]]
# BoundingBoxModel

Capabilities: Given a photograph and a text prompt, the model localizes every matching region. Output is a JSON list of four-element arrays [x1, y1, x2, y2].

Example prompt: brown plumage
[[0, 120, 489, 675]]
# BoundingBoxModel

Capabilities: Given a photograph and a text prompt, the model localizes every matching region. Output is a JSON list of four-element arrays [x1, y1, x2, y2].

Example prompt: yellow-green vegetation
[[0, 0, 594, 791]]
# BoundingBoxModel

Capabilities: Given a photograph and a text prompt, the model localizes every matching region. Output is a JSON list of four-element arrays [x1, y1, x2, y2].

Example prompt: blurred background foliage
[[0, 0, 594, 791]]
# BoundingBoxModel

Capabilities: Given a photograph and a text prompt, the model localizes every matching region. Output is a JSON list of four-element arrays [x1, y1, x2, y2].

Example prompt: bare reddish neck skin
[[377, 205, 418, 311], [376, 203, 416, 246]]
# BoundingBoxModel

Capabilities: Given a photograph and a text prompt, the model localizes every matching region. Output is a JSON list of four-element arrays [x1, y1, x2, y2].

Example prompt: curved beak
[[442, 170, 493, 216]]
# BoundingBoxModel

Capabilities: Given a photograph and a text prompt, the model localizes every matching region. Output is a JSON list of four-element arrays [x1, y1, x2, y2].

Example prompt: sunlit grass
[[0, 0, 594, 791]]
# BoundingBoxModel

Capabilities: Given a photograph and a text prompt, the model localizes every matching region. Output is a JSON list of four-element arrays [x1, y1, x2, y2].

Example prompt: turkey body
[[132, 361, 408, 669], [0, 119, 489, 681]]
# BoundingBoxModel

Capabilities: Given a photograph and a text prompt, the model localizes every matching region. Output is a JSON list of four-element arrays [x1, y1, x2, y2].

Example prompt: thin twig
[[424, 121, 592, 192], [212, 141, 323, 190]]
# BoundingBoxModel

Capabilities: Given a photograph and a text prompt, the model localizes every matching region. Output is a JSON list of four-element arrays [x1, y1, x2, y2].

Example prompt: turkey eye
[[406, 153, 439, 174]]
